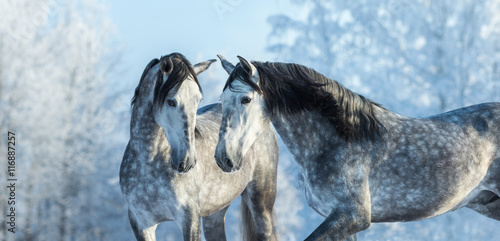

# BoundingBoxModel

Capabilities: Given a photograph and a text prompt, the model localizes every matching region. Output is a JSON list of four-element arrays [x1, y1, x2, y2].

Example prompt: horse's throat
[[272, 112, 335, 166]]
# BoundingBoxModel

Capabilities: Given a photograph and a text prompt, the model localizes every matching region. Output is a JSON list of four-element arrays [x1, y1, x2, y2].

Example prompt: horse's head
[[153, 53, 216, 173], [215, 55, 270, 172]]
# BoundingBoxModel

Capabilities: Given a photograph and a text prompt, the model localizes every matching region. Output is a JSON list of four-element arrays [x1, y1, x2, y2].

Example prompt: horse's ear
[[217, 54, 235, 75], [237, 56, 257, 77], [193, 59, 217, 75], [161, 57, 173, 75]]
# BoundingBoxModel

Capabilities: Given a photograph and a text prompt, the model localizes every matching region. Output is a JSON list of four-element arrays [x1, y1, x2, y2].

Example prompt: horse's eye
[[241, 97, 252, 104], [167, 99, 176, 107]]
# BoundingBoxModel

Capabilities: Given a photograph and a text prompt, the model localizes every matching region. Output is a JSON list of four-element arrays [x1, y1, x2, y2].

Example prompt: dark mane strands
[[225, 61, 385, 142], [154, 53, 202, 108], [131, 53, 204, 135]]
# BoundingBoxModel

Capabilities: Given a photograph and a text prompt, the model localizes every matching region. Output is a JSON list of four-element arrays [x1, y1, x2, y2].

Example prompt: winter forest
[[1, 0, 500, 240]]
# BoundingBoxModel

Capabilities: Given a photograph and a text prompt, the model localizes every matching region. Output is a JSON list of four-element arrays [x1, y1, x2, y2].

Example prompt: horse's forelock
[[153, 53, 202, 108], [223, 63, 261, 93]]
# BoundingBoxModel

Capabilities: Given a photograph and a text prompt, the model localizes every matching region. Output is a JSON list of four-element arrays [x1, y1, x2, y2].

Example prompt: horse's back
[[428, 102, 500, 138], [194, 103, 222, 141], [369, 103, 500, 222], [197, 103, 222, 117]]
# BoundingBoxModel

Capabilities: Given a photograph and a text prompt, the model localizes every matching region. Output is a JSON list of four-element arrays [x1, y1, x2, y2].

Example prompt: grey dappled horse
[[120, 53, 279, 241], [214, 55, 500, 241]]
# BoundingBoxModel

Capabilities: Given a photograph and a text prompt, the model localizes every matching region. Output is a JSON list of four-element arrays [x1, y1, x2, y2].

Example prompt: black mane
[[224, 61, 385, 142], [153, 53, 202, 108]]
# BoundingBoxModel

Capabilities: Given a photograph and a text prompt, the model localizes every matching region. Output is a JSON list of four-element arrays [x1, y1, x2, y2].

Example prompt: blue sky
[[108, 0, 297, 92]]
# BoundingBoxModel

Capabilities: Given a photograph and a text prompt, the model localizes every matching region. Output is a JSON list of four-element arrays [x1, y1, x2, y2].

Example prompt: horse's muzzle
[[171, 158, 197, 173], [215, 150, 243, 173]]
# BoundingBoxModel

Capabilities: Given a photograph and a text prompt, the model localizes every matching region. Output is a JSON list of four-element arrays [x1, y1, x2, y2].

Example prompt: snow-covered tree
[[0, 0, 126, 240], [268, 0, 500, 116]]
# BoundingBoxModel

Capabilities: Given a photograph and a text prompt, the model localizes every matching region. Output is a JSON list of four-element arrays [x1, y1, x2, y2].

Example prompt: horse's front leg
[[202, 206, 229, 241], [128, 210, 158, 241], [178, 205, 202, 241], [241, 182, 278, 240], [305, 205, 366, 241], [305, 173, 371, 241]]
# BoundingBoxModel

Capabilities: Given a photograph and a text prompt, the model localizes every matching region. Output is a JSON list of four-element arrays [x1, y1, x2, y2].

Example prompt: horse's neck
[[371, 105, 407, 132], [271, 105, 397, 168], [271, 111, 344, 168], [129, 102, 169, 158]]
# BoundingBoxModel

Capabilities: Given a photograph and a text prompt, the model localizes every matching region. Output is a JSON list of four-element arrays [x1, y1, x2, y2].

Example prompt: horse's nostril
[[216, 159, 223, 169], [225, 158, 234, 168], [179, 162, 186, 172]]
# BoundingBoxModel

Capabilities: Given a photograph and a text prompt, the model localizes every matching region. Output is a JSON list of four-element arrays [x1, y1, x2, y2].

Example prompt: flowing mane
[[224, 61, 385, 141], [153, 53, 202, 107]]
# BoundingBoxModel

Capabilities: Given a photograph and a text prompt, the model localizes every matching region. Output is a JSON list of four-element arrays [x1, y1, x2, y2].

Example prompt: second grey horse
[[215, 55, 500, 241]]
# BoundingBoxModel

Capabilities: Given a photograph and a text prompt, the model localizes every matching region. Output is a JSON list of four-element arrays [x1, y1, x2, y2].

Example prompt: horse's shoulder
[[196, 103, 222, 123]]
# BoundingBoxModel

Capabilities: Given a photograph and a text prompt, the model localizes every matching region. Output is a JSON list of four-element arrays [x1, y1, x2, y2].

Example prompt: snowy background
[[1, 0, 500, 240]]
